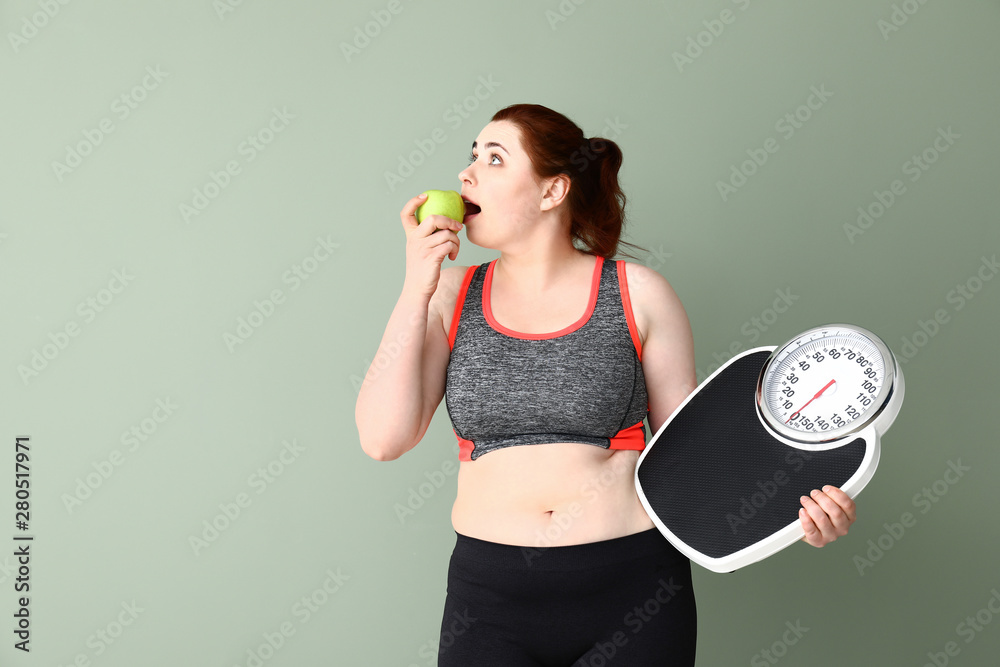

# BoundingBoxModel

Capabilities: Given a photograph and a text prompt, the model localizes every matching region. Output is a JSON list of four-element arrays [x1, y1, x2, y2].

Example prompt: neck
[[495, 243, 593, 295]]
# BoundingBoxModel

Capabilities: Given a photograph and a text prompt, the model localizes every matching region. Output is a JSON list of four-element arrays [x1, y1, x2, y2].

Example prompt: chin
[[464, 225, 498, 251]]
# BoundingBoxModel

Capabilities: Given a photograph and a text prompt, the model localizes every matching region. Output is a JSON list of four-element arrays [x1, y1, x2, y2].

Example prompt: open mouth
[[463, 199, 482, 220]]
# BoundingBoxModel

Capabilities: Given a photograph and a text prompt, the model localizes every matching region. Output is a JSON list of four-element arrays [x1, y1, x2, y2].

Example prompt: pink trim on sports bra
[[482, 255, 604, 340], [616, 260, 643, 362], [448, 266, 478, 352], [609, 419, 646, 451]]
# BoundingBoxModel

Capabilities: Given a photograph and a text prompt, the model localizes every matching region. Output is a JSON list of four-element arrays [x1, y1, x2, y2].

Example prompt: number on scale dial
[[756, 325, 898, 444]]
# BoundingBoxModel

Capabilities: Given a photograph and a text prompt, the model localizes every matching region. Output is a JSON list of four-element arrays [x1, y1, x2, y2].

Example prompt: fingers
[[425, 224, 461, 251], [400, 193, 428, 229], [822, 485, 857, 520], [799, 486, 856, 548], [417, 227, 461, 262], [799, 508, 819, 546], [400, 194, 465, 237], [440, 233, 460, 262]]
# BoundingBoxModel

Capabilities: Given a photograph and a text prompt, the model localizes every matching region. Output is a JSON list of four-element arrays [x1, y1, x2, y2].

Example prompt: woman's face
[[458, 120, 554, 249]]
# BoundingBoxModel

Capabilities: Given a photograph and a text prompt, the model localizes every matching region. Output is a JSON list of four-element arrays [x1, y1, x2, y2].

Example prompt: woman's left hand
[[799, 486, 857, 547]]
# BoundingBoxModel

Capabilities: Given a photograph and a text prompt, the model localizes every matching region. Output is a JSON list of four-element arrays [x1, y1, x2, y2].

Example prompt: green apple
[[415, 189, 465, 224]]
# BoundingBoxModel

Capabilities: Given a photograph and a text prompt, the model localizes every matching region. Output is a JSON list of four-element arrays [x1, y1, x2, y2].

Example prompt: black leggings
[[437, 527, 697, 666]]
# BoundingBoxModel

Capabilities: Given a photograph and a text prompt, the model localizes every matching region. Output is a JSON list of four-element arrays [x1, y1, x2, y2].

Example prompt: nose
[[458, 162, 474, 185]]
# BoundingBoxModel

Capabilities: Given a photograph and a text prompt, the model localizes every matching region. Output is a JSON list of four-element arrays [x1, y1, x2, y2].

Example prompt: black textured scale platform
[[636, 350, 866, 562]]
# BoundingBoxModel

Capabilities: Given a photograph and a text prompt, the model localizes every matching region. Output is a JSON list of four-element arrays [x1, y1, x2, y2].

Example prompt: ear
[[539, 173, 571, 212]]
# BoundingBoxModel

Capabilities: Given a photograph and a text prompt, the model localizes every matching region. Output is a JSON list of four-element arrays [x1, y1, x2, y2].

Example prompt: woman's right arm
[[354, 193, 464, 461]]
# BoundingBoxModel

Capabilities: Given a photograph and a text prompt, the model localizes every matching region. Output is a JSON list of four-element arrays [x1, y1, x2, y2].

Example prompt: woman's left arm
[[625, 262, 857, 549], [623, 262, 697, 438]]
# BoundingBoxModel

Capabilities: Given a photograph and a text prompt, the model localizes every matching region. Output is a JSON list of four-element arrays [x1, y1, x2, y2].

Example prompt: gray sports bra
[[444, 254, 649, 461]]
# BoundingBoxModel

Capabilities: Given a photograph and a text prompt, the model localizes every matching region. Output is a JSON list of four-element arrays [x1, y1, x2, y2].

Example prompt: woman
[[355, 104, 857, 666]]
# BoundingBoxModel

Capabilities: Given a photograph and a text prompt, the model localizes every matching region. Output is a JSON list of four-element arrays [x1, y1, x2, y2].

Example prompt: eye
[[467, 152, 501, 165]]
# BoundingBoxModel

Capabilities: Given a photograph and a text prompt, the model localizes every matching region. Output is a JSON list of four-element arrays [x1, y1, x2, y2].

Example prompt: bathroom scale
[[635, 324, 904, 573]]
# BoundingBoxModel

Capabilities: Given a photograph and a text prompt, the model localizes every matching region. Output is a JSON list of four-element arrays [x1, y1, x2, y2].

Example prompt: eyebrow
[[471, 141, 509, 155]]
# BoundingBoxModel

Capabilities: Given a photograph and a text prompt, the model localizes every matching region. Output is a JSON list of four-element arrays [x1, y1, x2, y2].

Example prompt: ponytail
[[490, 104, 646, 261]]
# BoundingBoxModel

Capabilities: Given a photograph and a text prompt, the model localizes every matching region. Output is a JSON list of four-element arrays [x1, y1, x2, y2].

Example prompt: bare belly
[[450, 442, 655, 547]]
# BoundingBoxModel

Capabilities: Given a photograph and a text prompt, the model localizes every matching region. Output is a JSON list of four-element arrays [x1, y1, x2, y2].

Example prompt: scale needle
[[787, 378, 836, 423]]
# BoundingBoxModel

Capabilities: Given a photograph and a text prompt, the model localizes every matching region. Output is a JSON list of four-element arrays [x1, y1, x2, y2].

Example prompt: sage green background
[[2, 1, 998, 665]]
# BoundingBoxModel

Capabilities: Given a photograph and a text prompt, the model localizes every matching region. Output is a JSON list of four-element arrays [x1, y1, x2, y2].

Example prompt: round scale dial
[[756, 324, 900, 444]]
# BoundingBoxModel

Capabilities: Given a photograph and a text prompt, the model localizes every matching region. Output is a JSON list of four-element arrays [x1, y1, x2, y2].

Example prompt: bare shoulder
[[620, 260, 689, 348], [620, 260, 697, 431], [430, 265, 474, 338]]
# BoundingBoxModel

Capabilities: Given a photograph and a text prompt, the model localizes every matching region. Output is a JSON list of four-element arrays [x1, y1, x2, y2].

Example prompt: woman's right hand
[[399, 193, 463, 300]]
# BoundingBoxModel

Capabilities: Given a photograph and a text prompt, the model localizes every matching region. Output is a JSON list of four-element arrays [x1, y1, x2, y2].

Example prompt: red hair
[[490, 103, 645, 260]]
